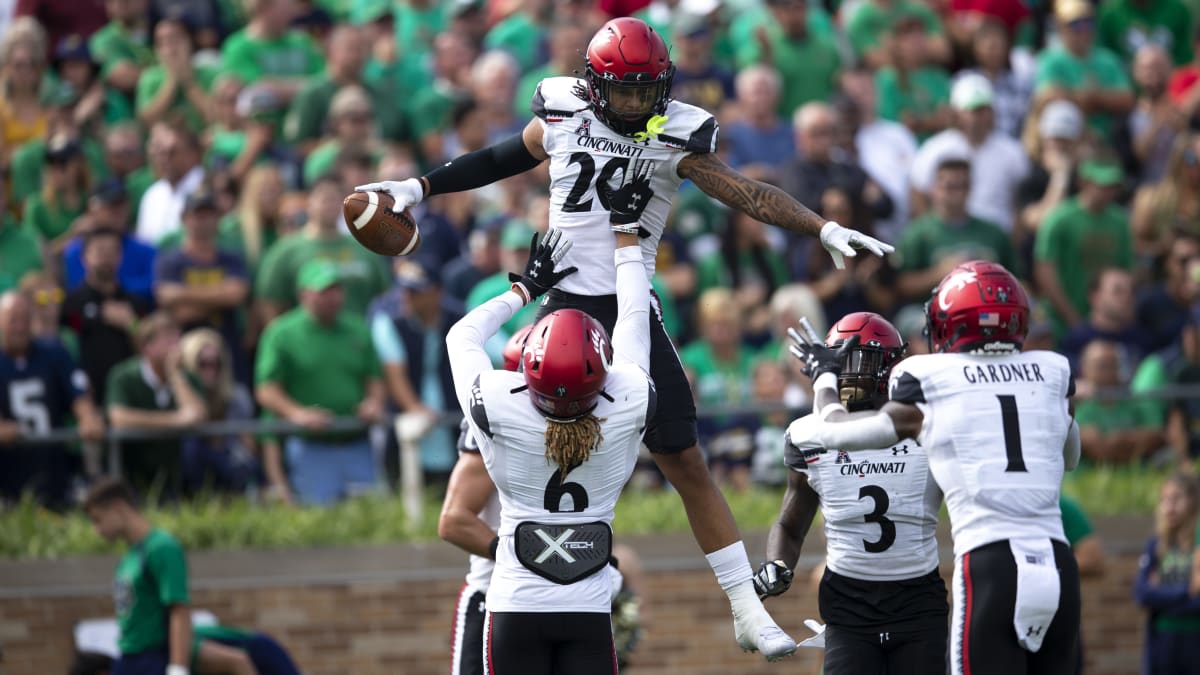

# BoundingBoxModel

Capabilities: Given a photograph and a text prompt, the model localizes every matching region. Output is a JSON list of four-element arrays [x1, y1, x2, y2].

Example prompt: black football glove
[[753, 560, 794, 599], [600, 159, 656, 232], [508, 229, 578, 302], [788, 323, 860, 380]]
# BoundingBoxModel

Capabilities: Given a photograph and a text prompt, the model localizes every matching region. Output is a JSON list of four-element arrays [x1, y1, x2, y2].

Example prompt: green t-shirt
[[728, 6, 836, 70], [114, 528, 189, 655], [846, 0, 944, 59], [364, 56, 424, 142], [254, 232, 391, 316], [22, 193, 83, 243], [10, 137, 108, 205], [88, 21, 155, 79], [408, 85, 460, 143], [105, 358, 183, 491], [392, 2, 446, 63], [0, 218, 42, 293], [1075, 397, 1159, 433], [1060, 494, 1094, 545], [466, 272, 541, 336], [679, 341, 756, 411], [255, 308, 381, 418], [483, 12, 544, 73], [135, 64, 219, 133], [190, 625, 254, 668], [734, 27, 841, 118], [206, 126, 249, 169], [695, 249, 790, 297], [1033, 197, 1134, 330], [302, 141, 380, 186], [895, 213, 1017, 274], [876, 66, 951, 138], [1131, 352, 1171, 427], [513, 64, 557, 118], [284, 75, 339, 145], [219, 29, 324, 94], [125, 166, 155, 222], [1034, 46, 1131, 135], [1098, 0, 1193, 65]]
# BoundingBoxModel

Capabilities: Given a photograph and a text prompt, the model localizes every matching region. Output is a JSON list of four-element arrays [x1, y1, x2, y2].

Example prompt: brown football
[[343, 190, 421, 257]]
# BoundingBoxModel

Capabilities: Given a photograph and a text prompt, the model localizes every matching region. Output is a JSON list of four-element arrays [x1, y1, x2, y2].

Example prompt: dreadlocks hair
[[544, 413, 607, 479]]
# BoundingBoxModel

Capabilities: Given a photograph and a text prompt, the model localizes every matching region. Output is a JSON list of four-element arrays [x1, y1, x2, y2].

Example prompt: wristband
[[488, 536, 500, 560], [813, 372, 839, 394], [510, 283, 531, 305], [166, 665, 189, 675]]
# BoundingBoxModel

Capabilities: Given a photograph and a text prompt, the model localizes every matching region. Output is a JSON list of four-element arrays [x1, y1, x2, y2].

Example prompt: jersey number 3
[[562, 153, 653, 215], [858, 485, 896, 553], [544, 463, 589, 513]]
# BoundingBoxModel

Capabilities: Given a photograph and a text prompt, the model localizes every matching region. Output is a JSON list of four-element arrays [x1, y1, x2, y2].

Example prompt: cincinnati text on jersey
[[575, 135, 648, 158], [961, 362, 1048, 385], [839, 458, 908, 478]]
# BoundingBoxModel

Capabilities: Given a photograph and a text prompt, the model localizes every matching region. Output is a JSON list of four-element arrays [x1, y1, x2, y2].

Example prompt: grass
[[0, 465, 1165, 560]]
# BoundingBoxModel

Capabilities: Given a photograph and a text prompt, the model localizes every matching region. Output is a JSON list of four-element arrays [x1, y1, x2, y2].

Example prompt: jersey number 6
[[562, 153, 654, 217], [859, 485, 897, 553], [544, 463, 589, 513]]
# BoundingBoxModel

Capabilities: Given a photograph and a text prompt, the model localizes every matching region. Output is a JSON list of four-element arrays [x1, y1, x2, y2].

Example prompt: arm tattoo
[[678, 152, 826, 237]]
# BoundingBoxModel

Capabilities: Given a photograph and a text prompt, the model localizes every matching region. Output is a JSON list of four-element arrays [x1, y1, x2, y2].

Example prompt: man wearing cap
[[63, 177, 158, 303], [1034, 157, 1135, 336], [1035, 0, 1134, 137], [255, 258, 387, 505], [667, 10, 735, 116], [1016, 99, 1085, 235], [153, 189, 251, 382], [909, 73, 1030, 232]]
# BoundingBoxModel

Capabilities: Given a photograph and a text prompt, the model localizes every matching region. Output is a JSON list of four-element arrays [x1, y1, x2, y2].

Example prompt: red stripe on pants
[[963, 553, 973, 675]]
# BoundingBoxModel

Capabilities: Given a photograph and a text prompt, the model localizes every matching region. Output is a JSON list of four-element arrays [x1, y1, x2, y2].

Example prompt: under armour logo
[[555, 384, 568, 397], [835, 451, 851, 464], [1026, 625, 1043, 638], [534, 528, 577, 563], [892, 444, 909, 455], [533, 260, 542, 272], [629, 193, 642, 206]]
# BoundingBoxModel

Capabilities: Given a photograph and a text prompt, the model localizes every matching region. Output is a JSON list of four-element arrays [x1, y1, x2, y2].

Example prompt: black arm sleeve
[[423, 133, 543, 196]]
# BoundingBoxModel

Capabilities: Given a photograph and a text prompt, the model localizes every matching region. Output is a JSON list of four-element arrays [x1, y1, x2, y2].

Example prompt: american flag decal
[[979, 312, 1000, 326]]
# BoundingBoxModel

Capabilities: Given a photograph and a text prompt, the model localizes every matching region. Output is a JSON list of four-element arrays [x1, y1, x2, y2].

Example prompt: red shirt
[[15, 0, 108, 55], [948, 0, 1030, 36], [1169, 66, 1200, 106]]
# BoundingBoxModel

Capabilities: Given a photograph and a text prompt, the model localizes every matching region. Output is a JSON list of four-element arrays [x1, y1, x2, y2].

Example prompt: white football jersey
[[888, 351, 1074, 556], [532, 77, 719, 295], [463, 365, 653, 613], [787, 440, 942, 581], [458, 430, 502, 592]]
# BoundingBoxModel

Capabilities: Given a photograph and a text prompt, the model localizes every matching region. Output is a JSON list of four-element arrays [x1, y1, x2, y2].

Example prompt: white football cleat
[[734, 611, 798, 661]]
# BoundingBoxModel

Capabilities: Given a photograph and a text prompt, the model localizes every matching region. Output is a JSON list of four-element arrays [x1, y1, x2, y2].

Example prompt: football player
[[360, 21, 888, 658], [786, 261, 1083, 675], [754, 312, 947, 674], [446, 188, 795, 673]]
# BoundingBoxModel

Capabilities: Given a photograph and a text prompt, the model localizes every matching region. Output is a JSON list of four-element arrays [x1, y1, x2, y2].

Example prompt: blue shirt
[[723, 119, 795, 170], [64, 234, 157, 305], [0, 339, 87, 435]]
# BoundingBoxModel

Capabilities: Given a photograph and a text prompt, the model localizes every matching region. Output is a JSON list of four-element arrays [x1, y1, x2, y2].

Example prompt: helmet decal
[[938, 270, 977, 312]]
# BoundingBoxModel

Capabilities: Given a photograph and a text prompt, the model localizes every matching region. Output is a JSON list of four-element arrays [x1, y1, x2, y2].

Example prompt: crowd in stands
[[1, 0, 1199, 507]]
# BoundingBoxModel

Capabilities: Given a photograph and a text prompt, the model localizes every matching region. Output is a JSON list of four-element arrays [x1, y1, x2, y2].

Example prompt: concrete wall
[[0, 519, 1149, 675]]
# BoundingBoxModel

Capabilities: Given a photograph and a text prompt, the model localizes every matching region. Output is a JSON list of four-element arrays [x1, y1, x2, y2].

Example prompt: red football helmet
[[522, 309, 613, 421], [584, 17, 675, 137], [925, 260, 1030, 354], [503, 324, 534, 372], [826, 312, 906, 410]]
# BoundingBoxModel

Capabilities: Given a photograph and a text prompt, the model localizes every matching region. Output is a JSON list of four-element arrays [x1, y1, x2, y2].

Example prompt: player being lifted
[[754, 312, 947, 674], [446, 177, 796, 673], [360, 19, 889, 657], [786, 261, 1082, 675]]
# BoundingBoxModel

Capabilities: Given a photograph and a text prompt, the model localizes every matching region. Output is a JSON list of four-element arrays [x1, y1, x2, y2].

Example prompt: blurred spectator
[[892, 303, 929, 355], [759, 282, 827, 366], [443, 221, 501, 303], [875, 16, 952, 140], [441, 97, 486, 169], [178, 328, 258, 496], [723, 65, 794, 176], [0, 291, 104, 508], [1061, 494, 1105, 577], [469, 50, 523, 146], [681, 288, 757, 491], [18, 271, 77, 357], [0, 18, 50, 165], [0, 191, 41, 294], [302, 85, 379, 186], [255, 259, 386, 505], [153, 189, 250, 382], [1132, 133, 1200, 259], [954, 20, 1033, 139], [513, 21, 587, 117], [1167, 27, 1200, 117], [696, 210, 788, 344], [13, 0, 106, 55], [782, 102, 893, 239], [1075, 339, 1164, 464], [1016, 99, 1085, 241], [1125, 45, 1184, 185], [733, 0, 841, 120], [1098, 0, 1192, 66], [896, 157, 1016, 300], [448, 0, 489, 46], [147, 0, 224, 51], [1060, 268, 1148, 372], [217, 163, 287, 270], [219, 0, 324, 107], [410, 30, 478, 166], [372, 257, 461, 482], [105, 312, 206, 496], [465, 218, 541, 337], [749, 359, 792, 487], [1034, 158, 1134, 334], [483, 0, 549, 73], [61, 227, 152, 406], [63, 178, 157, 302], [666, 12, 734, 117], [53, 34, 123, 129], [102, 122, 154, 218], [254, 173, 390, 322], [1138, 231, 1200, 353], [88, 0, 153, 96], [837, 66, 919, 242], [23, 134, 88, 258], [1034, 0, 1134, 138], [845, 0, 949, 68], [284, 24, 371, 155], [136, 120, 205, 245], [1135, 474, 1200, 674], [136, 16, 216, 133], [910, 74, 1030, 232], [1133, 307, 1200, 463], [9, 93, 105, 206], [803, 187, 898, 319]]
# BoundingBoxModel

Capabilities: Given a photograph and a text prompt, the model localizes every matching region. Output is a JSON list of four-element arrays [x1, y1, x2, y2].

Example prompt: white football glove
[[785, 414, 825, 451], [729, 587, 798, 661], [819, 221, 894, 270], [355, 179, 425, 212], [798, 619, 826, 649]]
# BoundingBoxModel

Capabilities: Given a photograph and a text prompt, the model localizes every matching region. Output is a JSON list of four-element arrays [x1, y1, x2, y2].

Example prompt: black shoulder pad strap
[[469, 374, 493, 438], [685, 116, 719, 153], [889, 371, 927, 404]]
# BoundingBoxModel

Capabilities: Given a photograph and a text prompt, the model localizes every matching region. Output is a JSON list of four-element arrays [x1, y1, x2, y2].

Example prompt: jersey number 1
[[996, 394, 1027, 473]]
